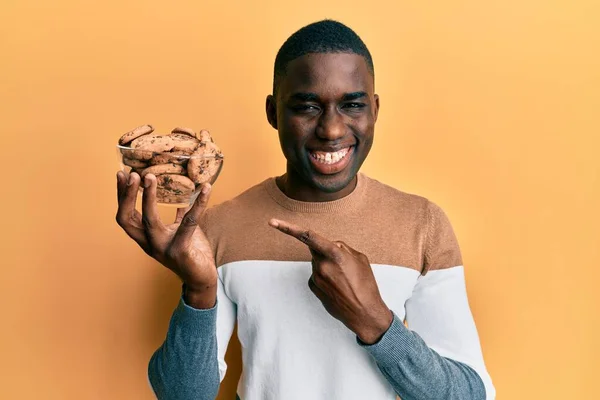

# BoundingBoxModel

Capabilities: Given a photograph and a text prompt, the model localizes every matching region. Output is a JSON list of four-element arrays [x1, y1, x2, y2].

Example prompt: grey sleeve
[[148, 274, 237, 400], [359, 265, 495, 400], [148, 297, 220, 400], [359, 313, 486, 400]]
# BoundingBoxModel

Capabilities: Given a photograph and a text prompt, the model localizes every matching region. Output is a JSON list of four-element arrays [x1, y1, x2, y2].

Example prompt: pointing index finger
[[269, 218, 338, 257]]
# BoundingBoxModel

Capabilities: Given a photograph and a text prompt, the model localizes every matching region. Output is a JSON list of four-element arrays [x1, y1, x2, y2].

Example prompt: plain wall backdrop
[[1, 1, 598, 399]]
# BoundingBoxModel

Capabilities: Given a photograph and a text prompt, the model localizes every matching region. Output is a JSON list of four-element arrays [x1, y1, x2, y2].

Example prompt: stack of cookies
[[118, 125, 223, 204]]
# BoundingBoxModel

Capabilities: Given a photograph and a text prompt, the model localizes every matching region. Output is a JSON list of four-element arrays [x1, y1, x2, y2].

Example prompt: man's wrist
[[183, 284, 217, 309], [355, 307, 394, 345]]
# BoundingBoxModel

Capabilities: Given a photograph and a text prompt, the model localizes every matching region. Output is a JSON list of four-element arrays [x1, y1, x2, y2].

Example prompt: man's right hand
[[116, 170, 218, 309]]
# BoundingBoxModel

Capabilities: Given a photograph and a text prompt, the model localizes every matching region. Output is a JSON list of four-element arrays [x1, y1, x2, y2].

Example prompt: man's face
[[267, 52, 379, 193]]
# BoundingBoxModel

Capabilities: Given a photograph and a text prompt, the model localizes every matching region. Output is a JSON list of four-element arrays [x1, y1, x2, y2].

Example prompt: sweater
[[148, 173, 496, 400]]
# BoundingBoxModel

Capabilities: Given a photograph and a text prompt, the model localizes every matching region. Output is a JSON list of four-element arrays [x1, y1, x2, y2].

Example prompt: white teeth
[[310, 148, 350, 165]]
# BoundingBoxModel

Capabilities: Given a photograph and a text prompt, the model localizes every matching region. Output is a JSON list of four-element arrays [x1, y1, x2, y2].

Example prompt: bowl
[[116, 144, 224, 207]]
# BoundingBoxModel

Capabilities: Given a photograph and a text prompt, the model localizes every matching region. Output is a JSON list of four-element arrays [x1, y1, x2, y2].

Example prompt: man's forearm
[[358, 313, 487, 400], [148, 297, 220, 400]]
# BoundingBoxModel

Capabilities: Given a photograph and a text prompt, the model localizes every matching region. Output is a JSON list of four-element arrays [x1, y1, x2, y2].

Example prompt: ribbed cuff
[[172, 296, 218, 332], [357, 312, 418, 367]]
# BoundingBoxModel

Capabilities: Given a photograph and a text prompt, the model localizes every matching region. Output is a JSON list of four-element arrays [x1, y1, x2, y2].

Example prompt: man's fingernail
[[269, 219, 279, 228], [144, 176, 151, 188], [127, 174, 134, 186], [201, 183, 211, 194]]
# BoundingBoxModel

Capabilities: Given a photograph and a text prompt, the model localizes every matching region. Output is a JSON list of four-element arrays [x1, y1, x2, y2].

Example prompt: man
[[116, 20, 495, 400]]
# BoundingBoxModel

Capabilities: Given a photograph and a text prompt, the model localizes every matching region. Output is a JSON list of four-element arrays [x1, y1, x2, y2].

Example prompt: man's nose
[[316, 107, 345, 141]]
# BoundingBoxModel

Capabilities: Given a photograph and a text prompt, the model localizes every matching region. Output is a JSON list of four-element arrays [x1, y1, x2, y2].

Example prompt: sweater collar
[[265, 173, 367, 213]]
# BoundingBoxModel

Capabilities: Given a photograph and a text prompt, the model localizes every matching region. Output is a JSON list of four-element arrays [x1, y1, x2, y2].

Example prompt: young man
[[116, 20, 495, 400]]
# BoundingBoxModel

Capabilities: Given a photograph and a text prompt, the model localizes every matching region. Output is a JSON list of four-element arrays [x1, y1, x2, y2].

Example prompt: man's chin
[[309, 171, 356, 194]]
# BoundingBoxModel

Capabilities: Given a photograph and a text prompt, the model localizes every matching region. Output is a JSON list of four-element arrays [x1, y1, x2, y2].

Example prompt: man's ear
[[373, 94, 380, 123], [266, 95, 278, 130]]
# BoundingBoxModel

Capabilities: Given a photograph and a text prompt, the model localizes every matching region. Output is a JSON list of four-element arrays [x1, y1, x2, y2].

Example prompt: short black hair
[[273, 19, 374, 96]]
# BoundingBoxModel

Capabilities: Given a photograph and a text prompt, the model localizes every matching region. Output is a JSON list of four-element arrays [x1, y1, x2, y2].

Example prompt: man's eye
[[293, 105, 319, 113], [343, 102, 366, 109]]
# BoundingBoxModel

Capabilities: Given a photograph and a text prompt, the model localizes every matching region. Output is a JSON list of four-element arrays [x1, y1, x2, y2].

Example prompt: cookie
[[156, 174, 196, 197], [171, 127, 196, 137], [196, 129, 213, 143], [120, 146, 153, 161], [156, 191, 194, 205], [192, 140, 222, 158], [140, 163, 186, 179], [130, 134, 175, 153], [187, 143, 223, 184], [149, 150, 192, 166], [198, 158, 222, 184], [170, 132, 201, 153], [119, 124, 153, 145], [131, 149, 155, 161], [122, 157, 148, 169]]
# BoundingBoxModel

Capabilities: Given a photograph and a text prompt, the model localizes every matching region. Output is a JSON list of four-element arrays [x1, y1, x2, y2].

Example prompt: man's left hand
[[269, 218, 394, 344]]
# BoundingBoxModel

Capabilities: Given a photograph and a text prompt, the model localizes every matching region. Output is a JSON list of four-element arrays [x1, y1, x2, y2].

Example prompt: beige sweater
[[149, 173, 495, 400], [204, 173, 461, 274]]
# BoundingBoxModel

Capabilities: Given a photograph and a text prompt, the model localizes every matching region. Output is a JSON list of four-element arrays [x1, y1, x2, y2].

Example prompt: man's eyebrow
[[291, 93, 320, 102], [290, 92, 368, 102], [342, 92, 367, 101]]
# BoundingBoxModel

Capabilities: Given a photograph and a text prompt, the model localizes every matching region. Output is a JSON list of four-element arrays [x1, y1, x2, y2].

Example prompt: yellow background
[[1, 0, 598, 399]]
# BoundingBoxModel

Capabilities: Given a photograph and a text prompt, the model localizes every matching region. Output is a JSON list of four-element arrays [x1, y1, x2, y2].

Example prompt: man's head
[[266, 20, 379, 196], [272, 20, 374, 98]]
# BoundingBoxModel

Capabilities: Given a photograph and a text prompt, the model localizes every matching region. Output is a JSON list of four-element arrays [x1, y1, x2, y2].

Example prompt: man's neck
[[275, 171, 357, 203]]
